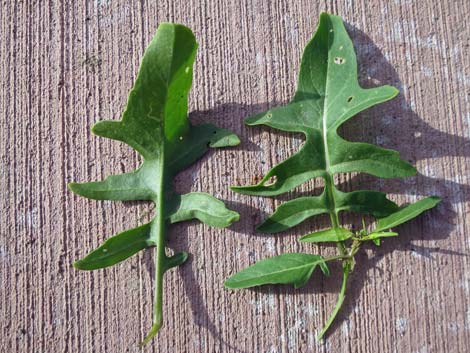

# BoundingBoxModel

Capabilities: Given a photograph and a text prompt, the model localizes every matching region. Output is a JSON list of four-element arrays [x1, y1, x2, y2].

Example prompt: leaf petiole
[[316, 262, 351, 341], [141, 157, 167, 346]]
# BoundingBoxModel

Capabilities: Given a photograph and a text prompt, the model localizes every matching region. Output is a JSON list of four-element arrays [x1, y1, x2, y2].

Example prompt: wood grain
[[1, 1, 469, 352]]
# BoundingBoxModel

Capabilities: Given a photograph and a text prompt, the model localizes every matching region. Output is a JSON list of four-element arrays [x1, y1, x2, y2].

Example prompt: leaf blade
[[168, 192, 240, 228], [68, 161, 158, 201], [364, 231, 398, 240], [300, 227, 353, 243], [74, 223, 154, 270], [231, 13, 421, 251], [256, 194, 329, 233], [375, 196, 441, 232], [232, 13, 414, 200], [334, 189, 398, 218], [69, 23, 240, 345], [224, 253, 328, 289]]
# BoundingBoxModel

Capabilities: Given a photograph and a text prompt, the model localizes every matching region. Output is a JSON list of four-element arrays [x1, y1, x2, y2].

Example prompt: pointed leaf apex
[[73, 260, 85, 270], [209, 129, 240, 147], [388, 85, 400, 97], [67, 182, 88, 197]]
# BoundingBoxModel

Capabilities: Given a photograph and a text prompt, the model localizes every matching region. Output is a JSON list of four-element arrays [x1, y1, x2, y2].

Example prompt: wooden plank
[[1, 0, 469, 352]]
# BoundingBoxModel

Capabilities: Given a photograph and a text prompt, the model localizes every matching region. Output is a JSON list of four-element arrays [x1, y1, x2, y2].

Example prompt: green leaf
[[364, 231, 398, 240], [224, 253, 329, 289], [233, 13, 415, 199], [232, 13, 409, 235], [228, 12, 439, 340], [69, 23, 239, 344], [74, 223, 155, 270], [167, 192, 240, 227], [335, 189, 398, 218], [256, 189, 398, 233], [372, 238, 381, 246], [375, 196, 441, 232], [300, 227, 353, 243], [163, 252, 189, 272], [256, 194, 328, 233]]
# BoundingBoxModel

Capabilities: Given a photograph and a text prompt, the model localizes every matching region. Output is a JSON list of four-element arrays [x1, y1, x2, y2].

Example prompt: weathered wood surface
[[1, 1, 469, 352]]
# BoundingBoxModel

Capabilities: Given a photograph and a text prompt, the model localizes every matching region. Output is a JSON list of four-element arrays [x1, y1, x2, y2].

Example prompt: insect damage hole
[[334, 57, 345, 65], [347, 96, 354, 103], [264, 175, 278, 186]]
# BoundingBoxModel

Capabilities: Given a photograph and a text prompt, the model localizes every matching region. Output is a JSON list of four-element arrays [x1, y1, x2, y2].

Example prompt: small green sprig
[[225, 13, 440, 340]]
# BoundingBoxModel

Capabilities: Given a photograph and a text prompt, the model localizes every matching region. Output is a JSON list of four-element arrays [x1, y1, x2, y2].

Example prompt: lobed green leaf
[[232, 13, 412, 237], [234, 13, 415, 198], [227, 12, 441, 341], [69, 23, 239, 343]]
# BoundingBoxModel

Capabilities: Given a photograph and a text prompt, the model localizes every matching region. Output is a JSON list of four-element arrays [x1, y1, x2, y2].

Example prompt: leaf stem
[[323, 173, 347, 256], [140, 159, 167, 346], [320, 172, 352, 339], [316, 263, 350, 341]]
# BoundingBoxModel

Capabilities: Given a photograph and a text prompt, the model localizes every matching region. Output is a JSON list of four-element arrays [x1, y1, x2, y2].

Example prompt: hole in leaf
[[347, 96, 353, 103], [334, 57, 345, 65], [213, 130, 217, 134], [264, 175, 278, 186]]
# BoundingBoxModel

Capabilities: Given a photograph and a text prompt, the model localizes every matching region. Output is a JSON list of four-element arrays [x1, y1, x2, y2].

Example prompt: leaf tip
[[230, 211, 241, 224], [67, 182, 89, 198], [209, 131, 240, 148], [319, 11, 332, 22], [430, 195, 442, 203], [90, 121, 104, 135], [139, 321, 163, 347], [408, 164, 418, 176], [73, 259, 88, 270], [180, 251, 189, 263], [223, 278, 236, 289], [254, 221, 266, 232], [320, 262, 330, 276], [244, 115, 258, 126], [388, 85, 400, 98], [67, 182, 80, 194]]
